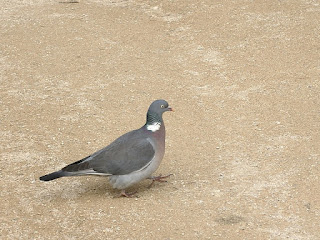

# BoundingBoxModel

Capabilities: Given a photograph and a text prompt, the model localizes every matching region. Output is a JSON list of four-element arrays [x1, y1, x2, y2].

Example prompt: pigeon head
[[146, 100, 173, 125], [148, 99, 173, 114]]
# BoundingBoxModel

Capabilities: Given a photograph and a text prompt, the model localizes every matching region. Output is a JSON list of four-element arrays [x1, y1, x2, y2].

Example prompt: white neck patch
[[146, 122, 161, 132]]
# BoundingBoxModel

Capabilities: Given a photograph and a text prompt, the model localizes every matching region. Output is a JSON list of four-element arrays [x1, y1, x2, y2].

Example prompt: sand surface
[[1, 0, 320, 239]]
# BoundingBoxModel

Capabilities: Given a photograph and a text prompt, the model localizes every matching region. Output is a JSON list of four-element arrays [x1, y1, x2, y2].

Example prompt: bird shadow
[[58, 1, 79, 4], [85, 179, 167, 198], [40, 177, 169, 201]]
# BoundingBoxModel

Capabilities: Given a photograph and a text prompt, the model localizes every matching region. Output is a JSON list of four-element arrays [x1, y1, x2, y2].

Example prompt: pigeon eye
[[160, 105, 165, 108]]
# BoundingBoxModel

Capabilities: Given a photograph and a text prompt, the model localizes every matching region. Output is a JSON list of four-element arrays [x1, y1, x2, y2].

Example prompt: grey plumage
[[40, 99, 173, 194]]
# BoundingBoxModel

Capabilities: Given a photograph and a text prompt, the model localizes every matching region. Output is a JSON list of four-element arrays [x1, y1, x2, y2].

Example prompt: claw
[[119, 190, 138, 198], [147, 174, 173, 188]]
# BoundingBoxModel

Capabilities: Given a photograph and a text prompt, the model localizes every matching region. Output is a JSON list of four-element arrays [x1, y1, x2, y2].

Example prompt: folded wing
[[62, 130, 155, 176]]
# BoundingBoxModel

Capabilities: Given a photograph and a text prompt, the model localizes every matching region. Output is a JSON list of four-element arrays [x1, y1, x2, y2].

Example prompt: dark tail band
[[39, 170, 65, 181]]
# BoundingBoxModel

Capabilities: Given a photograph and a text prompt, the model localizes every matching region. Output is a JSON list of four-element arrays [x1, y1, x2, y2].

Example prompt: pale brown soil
[[1, 0, 320, 239]]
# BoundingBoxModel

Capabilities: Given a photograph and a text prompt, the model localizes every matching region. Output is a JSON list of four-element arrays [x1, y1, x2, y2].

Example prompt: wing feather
[[62, 129, 155, 176]]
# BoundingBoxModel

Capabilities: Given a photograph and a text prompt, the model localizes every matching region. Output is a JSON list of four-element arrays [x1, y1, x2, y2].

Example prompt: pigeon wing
[[62, 130, 155, 176]]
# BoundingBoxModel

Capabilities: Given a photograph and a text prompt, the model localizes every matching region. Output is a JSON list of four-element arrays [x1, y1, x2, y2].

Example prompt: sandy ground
[[1, 0, 320, 239]]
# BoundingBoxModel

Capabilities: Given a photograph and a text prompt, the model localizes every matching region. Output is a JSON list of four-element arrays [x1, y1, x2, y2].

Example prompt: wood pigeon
[[40, 99, 173, 197]]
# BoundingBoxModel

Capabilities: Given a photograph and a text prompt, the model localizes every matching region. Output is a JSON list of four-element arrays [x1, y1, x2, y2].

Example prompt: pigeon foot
[[119, 190, 138, 198], [147, 174, 173, 188]]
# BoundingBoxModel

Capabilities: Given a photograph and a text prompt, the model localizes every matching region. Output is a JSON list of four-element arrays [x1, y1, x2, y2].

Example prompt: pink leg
[[147, 174, 173, 188], [120, 190, 138, 198]]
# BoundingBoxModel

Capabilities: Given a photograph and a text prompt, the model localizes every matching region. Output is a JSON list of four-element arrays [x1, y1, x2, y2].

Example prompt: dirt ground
[[1, 0, 319, 239]]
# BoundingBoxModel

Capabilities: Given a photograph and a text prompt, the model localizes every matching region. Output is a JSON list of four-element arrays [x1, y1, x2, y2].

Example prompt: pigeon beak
[[168, 107, 174, 112]]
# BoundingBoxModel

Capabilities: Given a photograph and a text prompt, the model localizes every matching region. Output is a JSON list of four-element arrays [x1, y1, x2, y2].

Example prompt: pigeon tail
[[39, 170, 65, 181]]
